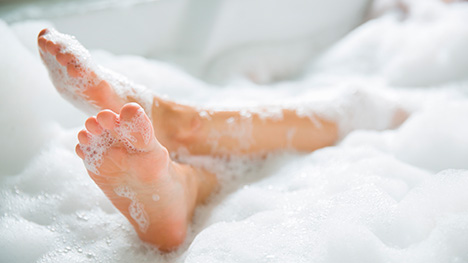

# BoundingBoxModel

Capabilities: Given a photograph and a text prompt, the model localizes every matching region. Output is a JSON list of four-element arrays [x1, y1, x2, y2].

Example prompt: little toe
[[78, 129, 90, 144], [85, 117, 103, 135], [97, 110, 118, 130], [75, 144, 85, 159], [38, 37, 47, 52]]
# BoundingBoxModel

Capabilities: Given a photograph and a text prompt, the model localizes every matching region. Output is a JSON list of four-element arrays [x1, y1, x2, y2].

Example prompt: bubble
[[114, 186, 150, 233], [152, 194, 160, 202]]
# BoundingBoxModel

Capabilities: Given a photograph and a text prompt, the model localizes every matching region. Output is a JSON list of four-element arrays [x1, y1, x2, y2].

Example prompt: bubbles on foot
[[80, 130, 115, 175], [114, 107, 152, 149], [114, 186, 150, 233], [80, 106, 153, 175]]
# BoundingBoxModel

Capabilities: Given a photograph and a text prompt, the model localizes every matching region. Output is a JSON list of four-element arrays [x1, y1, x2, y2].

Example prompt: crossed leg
[[37, 28, 340, 157], [38, 28, 406, 251]]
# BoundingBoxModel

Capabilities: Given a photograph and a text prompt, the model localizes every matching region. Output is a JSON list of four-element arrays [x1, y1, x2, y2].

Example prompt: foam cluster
[[114, 186, 150, 233], [38, 29, 153, 116], [114, 108, 153, 148], [313, 87, 403, 138], [39, 28, 100, 115], [79, 130, 115, 175]]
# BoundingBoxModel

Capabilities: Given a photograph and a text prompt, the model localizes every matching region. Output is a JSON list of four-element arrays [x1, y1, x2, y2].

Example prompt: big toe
[[37, 28, 49, 50], [120, 103, 143, 121], [38, 29, 61, 55], [118, 103, 154, 149]]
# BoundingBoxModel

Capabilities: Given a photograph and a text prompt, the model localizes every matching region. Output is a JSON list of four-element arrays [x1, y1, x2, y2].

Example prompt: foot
[[38, 28, 152, 115], [75, 103, 217, 251], [38, 28, 206, 154]]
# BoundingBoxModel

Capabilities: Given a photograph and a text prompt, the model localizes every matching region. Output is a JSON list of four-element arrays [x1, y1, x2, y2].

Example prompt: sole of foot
[[76, 103, 203, 251]]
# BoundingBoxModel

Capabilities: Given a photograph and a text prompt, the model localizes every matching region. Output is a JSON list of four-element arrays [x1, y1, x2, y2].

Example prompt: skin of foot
[[37, 28, 206, 154], [38, 28, 131, 114], [75, 103, 217, 251]]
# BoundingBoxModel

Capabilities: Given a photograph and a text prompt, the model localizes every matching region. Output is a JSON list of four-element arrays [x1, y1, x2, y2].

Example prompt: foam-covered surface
[[2, 0, 468, 262]]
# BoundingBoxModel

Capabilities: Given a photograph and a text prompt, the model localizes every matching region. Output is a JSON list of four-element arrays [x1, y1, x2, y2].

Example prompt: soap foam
[[206, 114, 254, 153], [39, 28, 101, 115], [114, 107, 153, 148], [114, 186, 150, 233], [80, 130, 115, 175], [80, 107, 152, 174], [39, 29, 153, 116]]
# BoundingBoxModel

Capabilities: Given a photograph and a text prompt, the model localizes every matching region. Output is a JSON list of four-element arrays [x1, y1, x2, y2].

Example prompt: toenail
[[38, 28, 49, 38]]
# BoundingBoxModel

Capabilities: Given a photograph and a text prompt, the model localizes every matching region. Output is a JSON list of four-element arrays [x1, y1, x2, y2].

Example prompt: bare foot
[[38, 28, 206, 154], [75, 103, 217, 251], [38, 28, 152, 115]]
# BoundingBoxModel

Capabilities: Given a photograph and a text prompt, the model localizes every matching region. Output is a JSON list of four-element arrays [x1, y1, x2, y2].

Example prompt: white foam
[[80, 130, 115, 175], [114, 107, 153, 147], [39, 29, 153, 116], [313, 87, 404, 138], [206, 114, 254, 153], [114, 186, 150, 233], [39, 28, 101, 115], [80, 107, 152, 174]]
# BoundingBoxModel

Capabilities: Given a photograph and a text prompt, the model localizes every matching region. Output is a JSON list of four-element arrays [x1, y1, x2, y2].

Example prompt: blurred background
[[0, 0, 371, 84]]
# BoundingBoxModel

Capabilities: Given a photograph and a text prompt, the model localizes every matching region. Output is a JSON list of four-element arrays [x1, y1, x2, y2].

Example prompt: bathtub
[[1, 0, 468, 262]]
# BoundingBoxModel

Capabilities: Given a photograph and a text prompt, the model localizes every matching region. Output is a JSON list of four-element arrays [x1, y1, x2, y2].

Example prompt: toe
[[78, 129, 90, 144], [120, 103, 143, 121], [46, 40, 60, 56], [56, 52, 73, 66], [38, 28, 49, 38], [85, 117, 103, 135], [67, 63, 82, 78], [97, 110, 118, 129], [38, 37, 47, 52], [119, 103, 154, 148], [75, 144, 85, 159]]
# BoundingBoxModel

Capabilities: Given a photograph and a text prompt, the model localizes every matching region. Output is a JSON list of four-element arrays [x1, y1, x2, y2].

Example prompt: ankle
[[152, 98, 203, 151], [170, 161, 217, 214], [195, 168, 218, 204]]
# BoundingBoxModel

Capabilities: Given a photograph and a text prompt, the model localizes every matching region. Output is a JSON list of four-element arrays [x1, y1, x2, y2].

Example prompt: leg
[[37, 28, 203, 153], [152, 90, 408, 156], [153, 105, 339, 155], [76, 103, 217, 251], [42, 29, 407, 251], [39, 29, 406, 156], [39, 28, 406, 157], [38, 28, 340, 156]]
